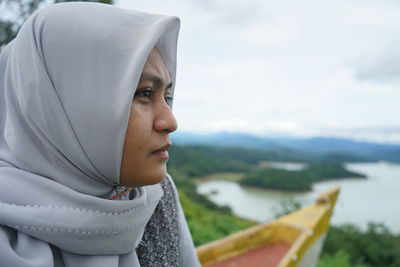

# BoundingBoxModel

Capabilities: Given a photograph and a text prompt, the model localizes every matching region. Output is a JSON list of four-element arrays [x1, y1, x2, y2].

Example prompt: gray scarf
[[0, 2, 198, 267]]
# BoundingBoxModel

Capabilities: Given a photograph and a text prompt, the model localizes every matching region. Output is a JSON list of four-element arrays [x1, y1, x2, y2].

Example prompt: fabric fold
[[0, 166, 163, 255]]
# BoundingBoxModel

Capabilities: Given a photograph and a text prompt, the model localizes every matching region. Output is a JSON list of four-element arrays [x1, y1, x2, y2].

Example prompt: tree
[[0, 0, 113, 49]]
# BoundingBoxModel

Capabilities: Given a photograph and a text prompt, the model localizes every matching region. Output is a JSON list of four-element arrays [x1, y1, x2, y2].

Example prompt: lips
[[151, 143, 171, 160], [152, 142, 172, 154]]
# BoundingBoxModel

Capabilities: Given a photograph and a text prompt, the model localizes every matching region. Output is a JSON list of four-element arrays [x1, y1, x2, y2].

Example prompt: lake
[[196, 161, 400, 233]]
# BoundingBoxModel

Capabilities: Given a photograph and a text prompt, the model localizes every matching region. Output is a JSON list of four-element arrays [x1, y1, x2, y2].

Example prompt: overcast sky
[[117, 0, 400, 144]]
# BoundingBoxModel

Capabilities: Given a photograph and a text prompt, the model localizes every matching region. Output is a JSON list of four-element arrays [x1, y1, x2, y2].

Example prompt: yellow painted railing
[[196, 185, 340, 267]]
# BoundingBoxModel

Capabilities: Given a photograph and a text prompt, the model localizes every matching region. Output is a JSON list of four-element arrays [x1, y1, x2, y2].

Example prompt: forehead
[[140, 47, 171, 84]]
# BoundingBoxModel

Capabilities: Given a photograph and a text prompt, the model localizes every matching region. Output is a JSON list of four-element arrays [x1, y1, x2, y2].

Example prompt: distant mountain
[[171, 131, 400, 163], [171, 131, 278, 150]]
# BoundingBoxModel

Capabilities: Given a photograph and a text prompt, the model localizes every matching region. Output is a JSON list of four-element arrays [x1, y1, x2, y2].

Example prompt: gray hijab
[[0, 2, 182, 266]]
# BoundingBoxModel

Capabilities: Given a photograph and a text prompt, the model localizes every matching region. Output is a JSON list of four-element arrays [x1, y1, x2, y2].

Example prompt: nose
[[153, 102, 178, 133]]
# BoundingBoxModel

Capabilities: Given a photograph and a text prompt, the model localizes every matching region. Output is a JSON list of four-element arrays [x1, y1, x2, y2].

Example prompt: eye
[[135, 89, 153, 99], [165, 96, 174, 106]]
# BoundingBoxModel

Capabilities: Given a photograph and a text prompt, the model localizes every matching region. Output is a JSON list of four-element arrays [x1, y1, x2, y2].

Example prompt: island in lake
[[239, 163, 366, 191]]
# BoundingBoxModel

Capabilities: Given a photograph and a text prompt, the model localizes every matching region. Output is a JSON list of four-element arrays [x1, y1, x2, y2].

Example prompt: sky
[[3, 1, 398, 144], [116, 0, 400, 144]]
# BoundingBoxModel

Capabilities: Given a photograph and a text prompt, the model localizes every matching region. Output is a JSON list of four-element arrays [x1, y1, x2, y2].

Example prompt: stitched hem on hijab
[[107, 186, 133, 200]]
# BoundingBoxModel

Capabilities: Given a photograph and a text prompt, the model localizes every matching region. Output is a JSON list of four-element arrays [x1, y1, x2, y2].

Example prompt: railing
[[196, 185, 340, 267]]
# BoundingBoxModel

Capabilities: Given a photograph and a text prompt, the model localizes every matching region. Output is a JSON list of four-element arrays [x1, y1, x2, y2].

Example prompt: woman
[[0, 2, 200, 266]]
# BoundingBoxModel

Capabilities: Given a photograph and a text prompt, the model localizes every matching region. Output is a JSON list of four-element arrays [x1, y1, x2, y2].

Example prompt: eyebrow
[[139, 72, 173, 91]]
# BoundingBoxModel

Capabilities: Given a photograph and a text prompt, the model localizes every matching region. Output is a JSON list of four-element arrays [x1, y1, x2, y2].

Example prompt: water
[[196, 161, 400, 233]]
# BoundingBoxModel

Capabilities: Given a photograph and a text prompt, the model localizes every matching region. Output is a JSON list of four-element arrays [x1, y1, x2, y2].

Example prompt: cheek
[[125, 132, 142, 160], [125, 105, 153, 157]]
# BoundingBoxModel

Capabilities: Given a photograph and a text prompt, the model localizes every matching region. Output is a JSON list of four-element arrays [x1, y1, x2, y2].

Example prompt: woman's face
[[119, 47, 177, 187]]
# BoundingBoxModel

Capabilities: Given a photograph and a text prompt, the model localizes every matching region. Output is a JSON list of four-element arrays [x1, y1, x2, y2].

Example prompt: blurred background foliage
[[0, 0, 113, 49]]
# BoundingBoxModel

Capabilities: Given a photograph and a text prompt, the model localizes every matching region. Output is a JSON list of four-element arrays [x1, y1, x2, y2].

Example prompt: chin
[[145, 174, 165, 185], [149, 168, 167, 184], [136, 167, 166, 187], [120, 163, 167, 187]]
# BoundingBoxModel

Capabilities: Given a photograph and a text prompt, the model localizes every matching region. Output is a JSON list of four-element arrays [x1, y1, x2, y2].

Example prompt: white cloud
[[117, 0, 400, 144]]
